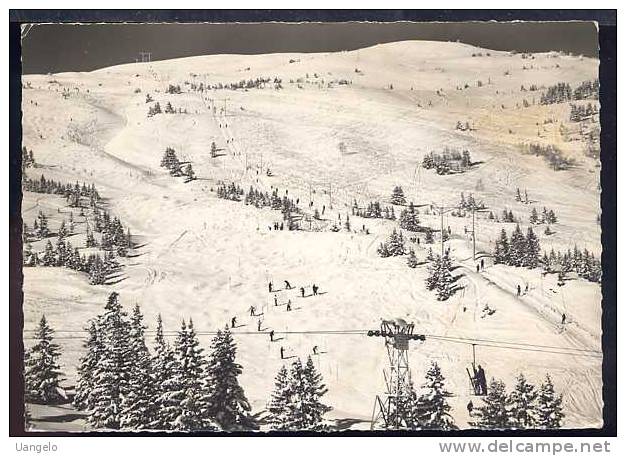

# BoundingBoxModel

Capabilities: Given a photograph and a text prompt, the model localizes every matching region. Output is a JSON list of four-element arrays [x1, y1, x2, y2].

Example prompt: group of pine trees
[[500, 209, 519, 223], [399, 202, 421, 232], [160, 147, 195, 181], [542, 246, 602, 283], [23, 174, 101, 208], [390, 185, 406, 205], [216, 181, 245, 201], [426, 252, 454, 301], [471, 374, 563, 430], [147, 101, 162, 117], [22, 146, 36, 169], [524, 143, 576, 171], [540, 79, 599, 105], [422, 148, 472, 175], [377, 229, 407, 258], [569, 103, 599, 122], [166, 84, 182, 94], [190, 77, 281, 92], [353, 200, 396, 220], [529, 206, 558, 225], [494, 225, 541, 268], [26, 236, 118, 285], [74, 292, 255, 431], [398, 362, 458, 430], [267, 357, 331, 431]]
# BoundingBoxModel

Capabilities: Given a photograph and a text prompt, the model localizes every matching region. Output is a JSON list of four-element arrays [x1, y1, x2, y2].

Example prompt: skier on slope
[[257, 319, 262, 332], [231, 316, 237, 328], [269, 281, 273, 293], [312, 284, 319, 296], [286, 300, 292, 312], [269, 330, 275, 342], [300, 287, 305, 298], [284, 280, 292, 289], [517, 284, 521, 297], [249, 305, 256, 316], [274, 295, 278, 306], [280, 346, 285, 359], [561, 313, 566, 325]]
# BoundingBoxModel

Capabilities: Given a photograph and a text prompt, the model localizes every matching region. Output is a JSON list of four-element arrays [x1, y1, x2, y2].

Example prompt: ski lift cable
[[22, 328, 602, 357]]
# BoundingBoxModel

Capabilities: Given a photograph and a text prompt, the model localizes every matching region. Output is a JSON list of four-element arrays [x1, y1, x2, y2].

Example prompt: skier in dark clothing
[[249, 305, 256, 316], [481, 259, 485, 270], [475, 365, 487, 395], [300, 287, 305, 298], [286, 300, 292, 312], [313, 345, 318, 355], [280, 346, 285, 359], [476, 264, 480, 273], [280, 223, 284, 231], [312, 284, 318, 295], [257, 319, 262, 331], [274, 295, 278, 306], [285, 280, 292, 289], [231, 316, 237, 328], [561, 313, 566, 325], [268, 281, 273, 293], [269, 330, 275, 342], [517, 284, 521, 297], [322, 205, 326, 215]]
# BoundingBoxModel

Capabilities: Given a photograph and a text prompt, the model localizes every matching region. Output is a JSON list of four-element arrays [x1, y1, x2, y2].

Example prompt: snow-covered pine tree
[[41, 240, 56, 266], [206, 327, 254, 430], [173, 319, 216, 431], [471, 378, 511, 429], [119, 305, 154, 430], [36, 211, 49, 238], [391, 185, 406, 205], [386, 229, 406, 256], [436, 253, 454, 301], [509, 224, 526, 267], [399, 202, 421, 232], [407, 249, 419, 268], [529, 207, 539, 224], [88, 292, 132, 429], [426, 255, 441, 290], [301, 356, 331, 430], [74, 321, 101, 411], [508, 373, 538, 429], [536, 374, 564, 429], [184, 163, 195, 181], [267, 364, 294, 430], [24, 315, 64, 404], [415, 362, 457, 430], [150, 314, 184, 430], [524, 227, 541, 268], [494, 229, 510, 264]]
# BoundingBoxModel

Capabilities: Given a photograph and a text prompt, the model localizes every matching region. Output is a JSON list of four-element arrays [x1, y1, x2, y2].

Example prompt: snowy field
[[21, 41, 602, 431]]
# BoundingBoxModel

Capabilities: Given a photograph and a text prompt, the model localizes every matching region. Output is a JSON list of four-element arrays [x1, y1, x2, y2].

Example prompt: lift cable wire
[[22, 328, 602, 358]]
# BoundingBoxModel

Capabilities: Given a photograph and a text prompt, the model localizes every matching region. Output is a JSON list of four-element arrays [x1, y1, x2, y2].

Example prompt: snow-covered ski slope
[[21, 41, 602, 430]]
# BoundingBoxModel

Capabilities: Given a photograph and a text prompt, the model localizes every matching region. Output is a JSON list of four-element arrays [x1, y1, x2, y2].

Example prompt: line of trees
[[493, 225, 541, 268], [540, 79, 599, 105], [73, 292, 255, 431], [377, 229, 407, 257], [529, 207, 558, 225], [23, 174, 101, 208], [353, 200, 396, 220], [542, 246, 602, 283], [570, 103, 598, 122], [160, 147, 195, 181], [471, 374, 563, 430], [267, 357, 331, 431], [422, 148, 473, 175]]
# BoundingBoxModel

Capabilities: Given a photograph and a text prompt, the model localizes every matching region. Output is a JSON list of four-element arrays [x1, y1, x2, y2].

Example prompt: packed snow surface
[[21, 41, 602, 430]]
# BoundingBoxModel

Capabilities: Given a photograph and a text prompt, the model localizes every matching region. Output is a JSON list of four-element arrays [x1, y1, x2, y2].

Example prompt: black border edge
[[8, 10, 617, 438]]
